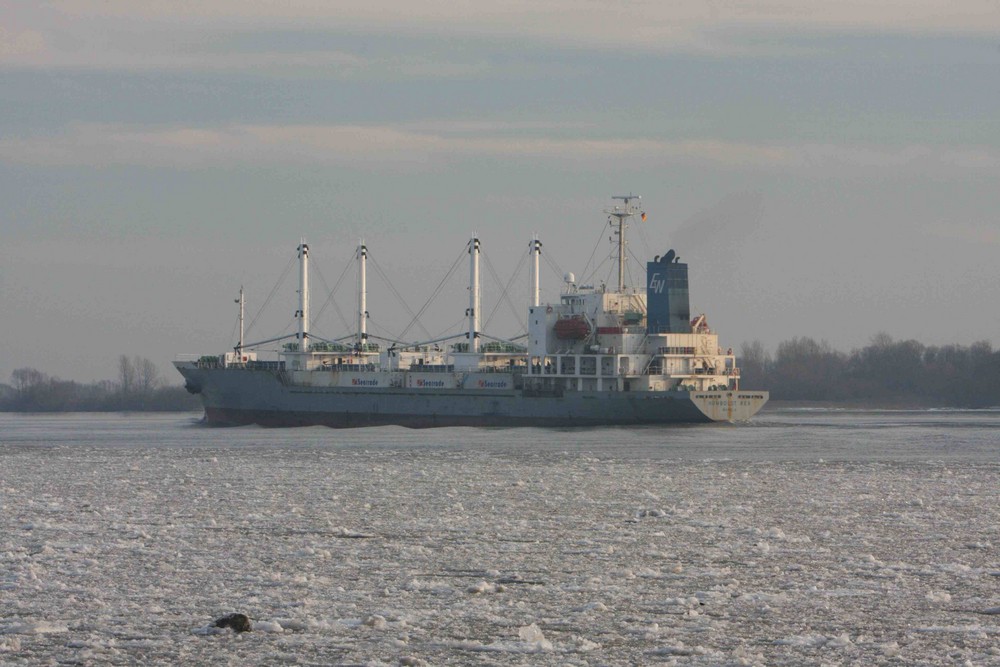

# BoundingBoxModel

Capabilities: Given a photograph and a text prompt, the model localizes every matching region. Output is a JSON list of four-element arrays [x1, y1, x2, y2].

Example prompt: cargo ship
[[174, 195, 768, 427]]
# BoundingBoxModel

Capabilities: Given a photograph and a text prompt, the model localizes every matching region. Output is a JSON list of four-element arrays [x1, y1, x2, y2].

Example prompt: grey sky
[[2, 1, 999, 383]]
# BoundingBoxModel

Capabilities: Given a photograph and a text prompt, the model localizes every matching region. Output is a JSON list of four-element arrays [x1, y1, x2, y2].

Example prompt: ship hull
[[176, 363, 767, 428]]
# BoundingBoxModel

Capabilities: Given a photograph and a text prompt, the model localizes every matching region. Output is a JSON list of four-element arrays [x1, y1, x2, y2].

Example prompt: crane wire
[[369, 247, 468, 342], [245, 254, 295, 338], [542, 252, 566, 285], [393, 244, 467, 341], [311, 255, 355, 336], [430, 314, 469, 341], [366, 254, 433, 341], [482, 249, 528, 335], [578, 221, 610, 287]]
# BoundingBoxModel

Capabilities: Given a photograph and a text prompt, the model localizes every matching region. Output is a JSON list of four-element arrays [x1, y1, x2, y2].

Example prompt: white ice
[[2, 412, 1000, 665]]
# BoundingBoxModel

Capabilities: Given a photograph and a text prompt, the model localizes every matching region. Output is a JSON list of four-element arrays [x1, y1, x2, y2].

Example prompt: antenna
[[530, 235, 542, 308], [235, 286, 245, 352], [605, 193, 642, 292], [468, 236, 480, 353], [296, 241, 309, 355], [357, 241, 368, 349]]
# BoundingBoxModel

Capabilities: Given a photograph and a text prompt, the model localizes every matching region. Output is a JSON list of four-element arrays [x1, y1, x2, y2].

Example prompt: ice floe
[[3, 412, 1000, 665]]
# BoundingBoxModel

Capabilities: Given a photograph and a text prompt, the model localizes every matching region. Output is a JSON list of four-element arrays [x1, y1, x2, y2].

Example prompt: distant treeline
[[0, 355, 200, 412], [740, 334, 1000, 407]]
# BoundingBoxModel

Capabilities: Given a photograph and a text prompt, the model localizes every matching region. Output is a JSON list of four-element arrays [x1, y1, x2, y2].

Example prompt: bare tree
[[739, 340, 772, 388], [118, 355, 136, 396], [11, 367, 46, 397], [137, 357, 160, 394]]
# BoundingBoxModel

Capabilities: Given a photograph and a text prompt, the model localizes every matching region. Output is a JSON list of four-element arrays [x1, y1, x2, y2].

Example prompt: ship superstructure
[[175, 196, 768, 426]]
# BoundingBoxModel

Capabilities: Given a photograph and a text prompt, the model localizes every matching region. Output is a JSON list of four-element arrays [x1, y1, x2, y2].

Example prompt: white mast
[[607, 193, 642, 292], [468, 236, 480, 353], [357, 241, 368, 349], [296, 241, 309, 353], [235, 286, 245, 352], [530, 236, 541, 308]]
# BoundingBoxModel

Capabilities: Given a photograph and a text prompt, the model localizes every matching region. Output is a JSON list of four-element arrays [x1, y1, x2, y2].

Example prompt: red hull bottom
[[203, 406, 711, 428]]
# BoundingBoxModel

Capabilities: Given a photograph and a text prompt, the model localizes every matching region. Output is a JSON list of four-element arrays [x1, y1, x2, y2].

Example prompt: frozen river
[[2, 409, 999, 665]]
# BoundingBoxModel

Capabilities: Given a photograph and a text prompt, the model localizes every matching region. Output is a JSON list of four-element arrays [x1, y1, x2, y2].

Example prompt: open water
[[1, 409, 999, 665]]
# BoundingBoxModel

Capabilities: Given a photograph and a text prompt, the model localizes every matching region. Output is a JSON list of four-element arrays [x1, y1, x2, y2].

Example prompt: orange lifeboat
[[554, 316, 591, 340]]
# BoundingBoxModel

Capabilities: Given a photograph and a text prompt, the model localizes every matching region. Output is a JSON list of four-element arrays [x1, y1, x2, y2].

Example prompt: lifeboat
[[554, 315, 591, 340]]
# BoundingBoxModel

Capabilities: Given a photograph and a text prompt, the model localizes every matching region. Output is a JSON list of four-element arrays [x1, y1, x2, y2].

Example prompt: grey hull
[[177, 365, 718, 428]]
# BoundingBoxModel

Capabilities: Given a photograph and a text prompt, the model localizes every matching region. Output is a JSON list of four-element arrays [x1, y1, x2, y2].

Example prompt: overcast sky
[[2, 1, 999, 383]]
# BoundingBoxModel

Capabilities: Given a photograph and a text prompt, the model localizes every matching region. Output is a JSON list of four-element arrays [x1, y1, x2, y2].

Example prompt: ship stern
[[690, 391, 769, 422]]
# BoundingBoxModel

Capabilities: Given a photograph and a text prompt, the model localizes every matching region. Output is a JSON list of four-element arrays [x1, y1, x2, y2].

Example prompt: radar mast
[[606, 194, 643, 292]]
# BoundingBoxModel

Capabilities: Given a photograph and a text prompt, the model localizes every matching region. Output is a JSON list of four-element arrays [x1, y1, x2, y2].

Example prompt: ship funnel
[[646, 250, 691, 334]]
